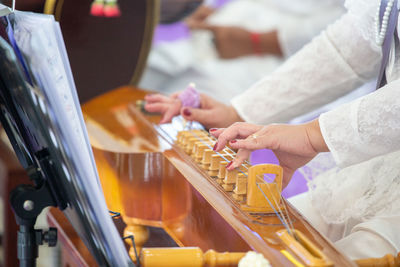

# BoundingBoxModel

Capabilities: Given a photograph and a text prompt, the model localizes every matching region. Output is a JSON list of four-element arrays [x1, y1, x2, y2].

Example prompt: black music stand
[[0, 13, 135, 267]]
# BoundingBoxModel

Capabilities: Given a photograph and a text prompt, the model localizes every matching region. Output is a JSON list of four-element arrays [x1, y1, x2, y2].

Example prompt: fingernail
[[213, 142, 218, 151], [183, 108, 191, 116], [226, 161, 233, 169], [230, 140, 237, 143], [209, 128, 217, 132]]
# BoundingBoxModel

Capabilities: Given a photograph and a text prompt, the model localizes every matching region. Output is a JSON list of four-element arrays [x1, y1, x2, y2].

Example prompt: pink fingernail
[[226, 161, 233, 169], [213, 142, 218, 151], [183, 108, 192, 116], [230, 140, 237, 143], [209, 128, 217, 132]]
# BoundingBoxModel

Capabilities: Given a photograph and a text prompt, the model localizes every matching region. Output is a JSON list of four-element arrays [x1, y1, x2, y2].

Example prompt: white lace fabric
[[320, 80, 400, 168], [309, 151, 400, 224], [344, 0, 381, 52], [231, 11, 381, 125], [232, 0, 400, 224]]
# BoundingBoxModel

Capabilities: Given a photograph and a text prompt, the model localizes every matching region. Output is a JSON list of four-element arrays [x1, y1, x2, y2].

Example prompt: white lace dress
[[232, 0, 400, 259], [139, 0, 345, 103]]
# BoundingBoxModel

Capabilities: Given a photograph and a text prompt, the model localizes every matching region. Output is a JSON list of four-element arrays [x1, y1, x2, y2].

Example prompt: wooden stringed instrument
[[82, 86, 357, 267], [5, 2, 399, 266]]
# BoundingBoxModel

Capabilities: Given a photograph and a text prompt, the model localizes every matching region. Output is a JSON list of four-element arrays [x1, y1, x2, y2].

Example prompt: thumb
[[181, 107, 213, 125], [160, 108, 178, 124], [281, 167, 295, 189], [192, 23, 216, 31]]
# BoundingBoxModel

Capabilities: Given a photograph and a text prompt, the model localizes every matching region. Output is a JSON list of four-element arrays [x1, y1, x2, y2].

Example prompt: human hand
[[196, 26, 282, 58], [145, 92, 243, 128], [144, 92, 182, 124], [208, 26, 254, 59], [181, 93, 243, 129], [211, 120, 328, 187], [185, 5, 215, 29]]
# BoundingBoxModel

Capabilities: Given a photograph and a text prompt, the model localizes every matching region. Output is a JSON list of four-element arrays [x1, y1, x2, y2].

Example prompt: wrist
[[254, 31, 282, 56], [228, 105, 244, 122], [250, 32, 262, 55], [306, 119, 329, 153]]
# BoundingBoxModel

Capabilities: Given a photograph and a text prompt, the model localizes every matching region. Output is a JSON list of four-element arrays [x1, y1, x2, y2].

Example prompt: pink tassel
[[90, 0, 121, 17]]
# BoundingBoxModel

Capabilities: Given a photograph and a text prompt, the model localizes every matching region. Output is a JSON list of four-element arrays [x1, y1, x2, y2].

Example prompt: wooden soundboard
[[82, 86, 356, 266]]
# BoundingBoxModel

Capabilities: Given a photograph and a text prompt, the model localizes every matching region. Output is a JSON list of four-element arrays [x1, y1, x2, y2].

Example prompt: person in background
[[144, 0, 400, 259], [139, 0, 346, 103]]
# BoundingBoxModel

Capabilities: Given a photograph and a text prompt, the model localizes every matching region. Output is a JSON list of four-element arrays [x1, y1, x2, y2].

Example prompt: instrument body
[[44, 0, 158, 102], [82, 86, 356, 266]]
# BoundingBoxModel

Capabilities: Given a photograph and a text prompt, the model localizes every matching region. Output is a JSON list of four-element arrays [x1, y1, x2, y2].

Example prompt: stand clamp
[[10, 174, 58, 267]]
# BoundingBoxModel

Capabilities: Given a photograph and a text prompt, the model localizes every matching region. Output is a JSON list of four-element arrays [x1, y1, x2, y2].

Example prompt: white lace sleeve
[[320, 79, 400, 168], [231, 9, 381, 124], [277, 2, 345, 57], [345, 0, 380, 52]]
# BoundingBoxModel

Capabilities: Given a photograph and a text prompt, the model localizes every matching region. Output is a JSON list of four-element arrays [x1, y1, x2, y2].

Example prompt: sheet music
[[12, 12, 100, 188], [1, 8, 133, 266]]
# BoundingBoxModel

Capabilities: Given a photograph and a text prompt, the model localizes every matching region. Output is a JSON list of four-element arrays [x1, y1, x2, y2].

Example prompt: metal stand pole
[[10, 181, 58, 267]]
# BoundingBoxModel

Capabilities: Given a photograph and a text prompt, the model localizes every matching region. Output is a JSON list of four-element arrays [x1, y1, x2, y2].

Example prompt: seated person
[[144, 0, 400, 260], [139, 0, 346, 103]]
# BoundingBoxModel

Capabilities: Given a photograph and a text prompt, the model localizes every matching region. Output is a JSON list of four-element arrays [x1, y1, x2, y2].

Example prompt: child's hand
[[144, 93, 182, 124]]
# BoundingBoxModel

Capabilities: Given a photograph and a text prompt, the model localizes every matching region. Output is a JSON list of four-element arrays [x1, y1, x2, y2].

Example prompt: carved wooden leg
[[123, 218, 149, 262], [166, 220, 185, 240]]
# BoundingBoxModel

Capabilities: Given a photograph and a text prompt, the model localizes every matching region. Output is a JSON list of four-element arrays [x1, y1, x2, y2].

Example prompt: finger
[[226, 148, 251, 171], [144, 94, 170, 104], [181, 107, 214, 125], [144, 102, 168, 113], [170, 92, 181, 99], [228, 131, 275, 151], [282, 167, 295, 189], [160, 107, 179, 124], [191, 23, 216, 31], [209, 128, 224, 137], [214, 123, 263, 151]]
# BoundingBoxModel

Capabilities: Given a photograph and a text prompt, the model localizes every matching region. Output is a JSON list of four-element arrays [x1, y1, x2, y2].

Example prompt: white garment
[[232, 0, 400, 259], [289, 192, 400, 259], [139, 0, 345, 103]]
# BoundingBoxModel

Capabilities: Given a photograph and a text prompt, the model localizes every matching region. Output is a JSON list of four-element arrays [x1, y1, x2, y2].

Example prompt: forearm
[[306, 119, 329, 153], [320, 80, 400, 167], [231, 13, 381, 125], [257, 31, 282, 56]]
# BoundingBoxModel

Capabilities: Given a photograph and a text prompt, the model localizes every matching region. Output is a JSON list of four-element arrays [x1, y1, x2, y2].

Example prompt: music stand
[[0, 18, 135, 267]]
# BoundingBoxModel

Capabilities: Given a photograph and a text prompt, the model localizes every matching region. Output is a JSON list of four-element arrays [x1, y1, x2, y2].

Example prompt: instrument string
[[256, 174, 296, 238], [274, 183, 296, 235], [256, 175, 291, 232], [254, 181, 292, 234], [186, 130, 292, 231]]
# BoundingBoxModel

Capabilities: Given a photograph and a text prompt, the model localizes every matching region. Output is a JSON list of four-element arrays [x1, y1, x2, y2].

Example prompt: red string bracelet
[[250, 32, 262, 55]]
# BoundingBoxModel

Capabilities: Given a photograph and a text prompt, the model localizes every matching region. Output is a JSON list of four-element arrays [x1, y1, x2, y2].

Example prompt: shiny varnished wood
[[47, 208, 98, 267], [82, 86, 356, 266], [44, 0, 158, 102]]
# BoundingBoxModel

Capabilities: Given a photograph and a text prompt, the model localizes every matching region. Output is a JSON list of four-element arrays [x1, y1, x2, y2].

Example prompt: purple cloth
[[250, 149, 308, 198], [153, 0, 232, 45], [178, 83, 201, 108], [153, 22, 191, 45]]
